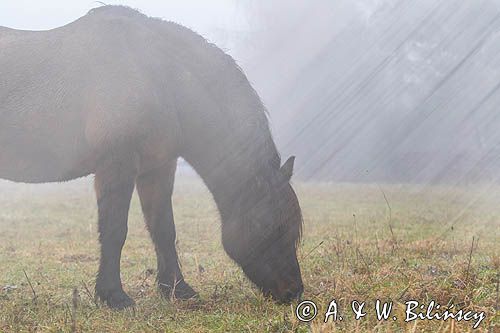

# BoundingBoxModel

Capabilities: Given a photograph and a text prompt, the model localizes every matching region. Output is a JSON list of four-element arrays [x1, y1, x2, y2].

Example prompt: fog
[[228, 0, 500, 184], [2, 0, 500, 185]]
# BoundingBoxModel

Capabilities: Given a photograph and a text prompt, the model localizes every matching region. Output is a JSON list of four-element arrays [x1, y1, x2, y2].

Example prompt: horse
[[0, 5, 303, 309]]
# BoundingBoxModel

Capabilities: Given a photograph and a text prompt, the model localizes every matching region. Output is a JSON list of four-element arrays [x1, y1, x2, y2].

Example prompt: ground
[[0, 177, 498, 332]]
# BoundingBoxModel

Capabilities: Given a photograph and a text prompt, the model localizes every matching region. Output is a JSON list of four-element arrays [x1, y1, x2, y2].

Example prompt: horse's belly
[[0, 138, 93, 183]]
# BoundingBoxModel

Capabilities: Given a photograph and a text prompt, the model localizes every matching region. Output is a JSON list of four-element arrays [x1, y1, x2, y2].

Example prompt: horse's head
[[222, 156, 303, 303]]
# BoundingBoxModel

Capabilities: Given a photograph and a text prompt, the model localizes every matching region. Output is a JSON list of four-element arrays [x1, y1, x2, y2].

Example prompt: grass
[[0, 177, 498, 332]]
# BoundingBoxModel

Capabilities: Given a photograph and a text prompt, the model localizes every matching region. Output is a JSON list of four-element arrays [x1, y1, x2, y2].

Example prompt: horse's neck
[[176, 59, 280, 214], [181, 121, 279, 218], [183, 138, 259, 208]]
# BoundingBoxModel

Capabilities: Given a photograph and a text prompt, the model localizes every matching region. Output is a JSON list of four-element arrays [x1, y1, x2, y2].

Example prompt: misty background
[[2, 0, 500, 185]]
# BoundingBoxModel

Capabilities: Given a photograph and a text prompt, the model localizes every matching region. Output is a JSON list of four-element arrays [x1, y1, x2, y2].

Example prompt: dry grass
[[0, 178, 498, 332]]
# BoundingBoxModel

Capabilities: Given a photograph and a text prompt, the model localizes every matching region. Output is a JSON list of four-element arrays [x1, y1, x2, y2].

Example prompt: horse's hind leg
[[94, 152, 137, 309], [136, 160, 197, 300]]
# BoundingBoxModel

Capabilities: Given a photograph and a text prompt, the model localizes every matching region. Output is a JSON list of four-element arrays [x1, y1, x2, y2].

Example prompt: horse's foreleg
[[94, 153, 136, 309], [136, 160, 197, 300]]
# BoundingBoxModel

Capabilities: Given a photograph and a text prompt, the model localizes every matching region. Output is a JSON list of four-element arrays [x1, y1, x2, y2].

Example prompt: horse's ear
[[280, 156, 295, 181]]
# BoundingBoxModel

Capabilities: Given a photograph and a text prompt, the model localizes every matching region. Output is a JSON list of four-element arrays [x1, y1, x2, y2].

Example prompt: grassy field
[[0, 177, 498, 332]]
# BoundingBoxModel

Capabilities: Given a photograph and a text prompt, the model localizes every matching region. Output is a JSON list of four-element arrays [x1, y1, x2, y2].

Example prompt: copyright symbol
[[295, 300, 318, 322]]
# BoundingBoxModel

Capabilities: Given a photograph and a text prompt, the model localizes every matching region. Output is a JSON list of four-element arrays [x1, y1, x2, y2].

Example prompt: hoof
[[159, 280, 198, 300], [96, 288, 135, 310]]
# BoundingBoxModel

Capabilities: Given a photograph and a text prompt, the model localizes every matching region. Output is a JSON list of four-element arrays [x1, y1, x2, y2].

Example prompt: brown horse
[[0, 5, 303, 309]]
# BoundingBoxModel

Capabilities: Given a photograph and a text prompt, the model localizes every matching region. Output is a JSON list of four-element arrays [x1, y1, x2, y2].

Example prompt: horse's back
[[0, 6, 261, 183], [0, 10, 183, 183]]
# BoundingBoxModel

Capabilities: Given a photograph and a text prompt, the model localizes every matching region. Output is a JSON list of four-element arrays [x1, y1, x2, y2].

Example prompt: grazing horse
[[0, 6, 303, 309]]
